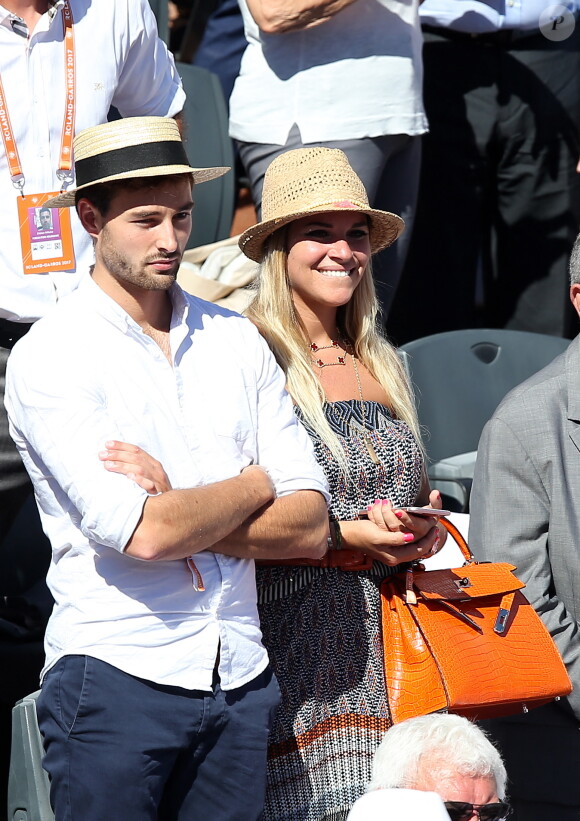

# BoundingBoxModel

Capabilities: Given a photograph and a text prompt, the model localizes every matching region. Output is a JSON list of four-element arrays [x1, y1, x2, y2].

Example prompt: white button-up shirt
[[5, 277, 329, 690], [0, 0, 185, 322]]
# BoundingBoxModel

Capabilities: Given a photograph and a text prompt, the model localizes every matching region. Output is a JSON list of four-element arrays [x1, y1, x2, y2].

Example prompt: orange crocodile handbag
[[381, 518, 572, 724]]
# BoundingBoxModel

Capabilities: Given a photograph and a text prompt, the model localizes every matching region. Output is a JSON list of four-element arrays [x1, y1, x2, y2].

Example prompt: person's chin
[[140, 268, 178, 290]]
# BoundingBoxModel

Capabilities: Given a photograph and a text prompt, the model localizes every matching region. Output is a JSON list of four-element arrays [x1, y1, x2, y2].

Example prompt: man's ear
[[77, 199, 102, 239], [570, 283, 580, 319]]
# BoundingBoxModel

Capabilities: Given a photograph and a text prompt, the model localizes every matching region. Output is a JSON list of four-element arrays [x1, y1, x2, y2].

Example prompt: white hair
[[367, 714, 507, 800]]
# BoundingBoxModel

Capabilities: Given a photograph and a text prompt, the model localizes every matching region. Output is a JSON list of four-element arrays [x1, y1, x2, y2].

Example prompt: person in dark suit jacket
[[469, 230, 580, 821]]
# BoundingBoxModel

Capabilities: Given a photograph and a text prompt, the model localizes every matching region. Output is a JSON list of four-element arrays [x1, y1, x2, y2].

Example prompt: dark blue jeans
[[37, 655, 280, 821]]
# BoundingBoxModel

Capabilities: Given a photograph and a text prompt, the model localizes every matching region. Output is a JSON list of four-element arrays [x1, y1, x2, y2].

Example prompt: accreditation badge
[[17, 192, 75, 275]]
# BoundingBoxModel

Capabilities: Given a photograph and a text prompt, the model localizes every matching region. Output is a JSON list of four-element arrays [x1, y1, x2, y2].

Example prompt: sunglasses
[[444, 801, 510, 821]]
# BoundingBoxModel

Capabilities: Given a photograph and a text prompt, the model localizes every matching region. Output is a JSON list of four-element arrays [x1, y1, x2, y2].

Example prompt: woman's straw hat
[[45, 116, 230, 208], [238, 147, 405, 263]]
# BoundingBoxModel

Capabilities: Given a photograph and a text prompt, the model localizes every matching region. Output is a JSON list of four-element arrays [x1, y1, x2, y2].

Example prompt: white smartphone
[[397, 506, 450, 517], [358, 506, 450, 519]]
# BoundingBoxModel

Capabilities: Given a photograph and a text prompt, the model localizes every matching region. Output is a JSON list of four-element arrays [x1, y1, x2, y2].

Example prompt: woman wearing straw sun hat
[[229, 0, 426, 316], [104, 144, 447, 818], [241, 147, 447, 820]]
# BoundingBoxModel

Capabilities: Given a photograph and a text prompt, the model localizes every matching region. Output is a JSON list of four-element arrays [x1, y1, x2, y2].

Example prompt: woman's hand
[[99, 440, 172, 494], [385, 488, 443, 529], [339, 490, 447, 566], [340, 499, 440, 566], [391, 489, 448, 558]]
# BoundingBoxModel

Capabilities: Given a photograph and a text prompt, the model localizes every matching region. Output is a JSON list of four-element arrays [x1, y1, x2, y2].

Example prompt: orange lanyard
[[0, 0, 76, 194]]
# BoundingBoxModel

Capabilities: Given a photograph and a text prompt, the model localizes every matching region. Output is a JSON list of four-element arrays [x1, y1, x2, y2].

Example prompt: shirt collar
[[77, 274, 189, 338], [169, 281, 189, 326], [0, 1, 62, 34]]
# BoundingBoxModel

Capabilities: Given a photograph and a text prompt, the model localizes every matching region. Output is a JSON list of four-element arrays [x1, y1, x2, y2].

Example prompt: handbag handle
[[439, 517, 475, 563]]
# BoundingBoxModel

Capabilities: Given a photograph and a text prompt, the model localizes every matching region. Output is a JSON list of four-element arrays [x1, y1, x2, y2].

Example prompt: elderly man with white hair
[[365, 714, 509, 821]]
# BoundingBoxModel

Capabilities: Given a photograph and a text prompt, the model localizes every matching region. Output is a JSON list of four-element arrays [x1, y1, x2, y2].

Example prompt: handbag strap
[[439, 517, 475, 563]]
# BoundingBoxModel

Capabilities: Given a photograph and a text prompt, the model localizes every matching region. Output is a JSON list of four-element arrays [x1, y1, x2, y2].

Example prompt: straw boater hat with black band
[[45, 116, 229, 209], [238, 147, 405, 263]]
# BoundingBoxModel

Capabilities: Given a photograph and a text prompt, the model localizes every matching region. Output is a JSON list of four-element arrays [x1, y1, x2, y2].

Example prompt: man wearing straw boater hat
[[0, 5, 185, 800], [5, 116, 329, 821], [0, 0, 186, 595]]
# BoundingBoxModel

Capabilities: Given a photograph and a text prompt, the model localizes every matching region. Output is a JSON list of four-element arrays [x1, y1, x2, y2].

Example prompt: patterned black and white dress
[[256, 400, 424, 821]]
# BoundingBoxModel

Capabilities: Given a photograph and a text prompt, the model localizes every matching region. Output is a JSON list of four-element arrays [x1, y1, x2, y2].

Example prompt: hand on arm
[[102, 442, 327, 561], [209, 489, 328, 560], [246, 0, 360, 34], [100, 440, 172, 494], [124, 464, 276, 561]]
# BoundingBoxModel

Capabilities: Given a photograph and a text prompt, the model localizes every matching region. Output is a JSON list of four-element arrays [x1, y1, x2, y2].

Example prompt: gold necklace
[[351, 354, 380, 464]]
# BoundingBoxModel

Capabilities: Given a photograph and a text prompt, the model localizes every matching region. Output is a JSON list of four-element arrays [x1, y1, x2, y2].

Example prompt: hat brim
[[238, 205, 405, 263], [44, 164, 230, 208]]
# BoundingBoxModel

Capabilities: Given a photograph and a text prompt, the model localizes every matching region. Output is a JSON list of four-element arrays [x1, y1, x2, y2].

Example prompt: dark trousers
[[37, 655, 281, 821], [481, 701, 580, 820], [388, 25, 580, 344], [0, 337, 49, 821], [0, 344, 32, 539]]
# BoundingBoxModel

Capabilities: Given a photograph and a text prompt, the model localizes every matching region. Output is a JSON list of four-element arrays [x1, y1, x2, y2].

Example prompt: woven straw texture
[[75, 115, 182, 158], [239, 147, 404, 262], [46, 116, 229, 208]]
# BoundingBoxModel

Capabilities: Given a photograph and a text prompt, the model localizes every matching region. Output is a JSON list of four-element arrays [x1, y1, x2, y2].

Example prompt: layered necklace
[[309, 338, 347, 368], [309, 335, 380, 464]]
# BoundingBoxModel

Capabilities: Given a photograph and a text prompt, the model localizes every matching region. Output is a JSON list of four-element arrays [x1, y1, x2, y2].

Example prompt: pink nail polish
[[403, 533, 414, 543], [382, 499, 391, 505], [393, 510, 404, 519]]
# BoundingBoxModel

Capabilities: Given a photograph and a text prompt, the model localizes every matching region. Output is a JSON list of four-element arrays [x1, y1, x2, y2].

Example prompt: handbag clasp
[[494, 607, 510, 634]]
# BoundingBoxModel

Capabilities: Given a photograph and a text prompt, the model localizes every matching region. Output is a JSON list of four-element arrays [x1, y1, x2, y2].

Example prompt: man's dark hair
[[40, 207, 51, 216], [75, 173, 194, 216]]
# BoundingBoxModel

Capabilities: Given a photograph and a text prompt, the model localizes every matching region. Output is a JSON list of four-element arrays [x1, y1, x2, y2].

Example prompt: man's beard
[[100, 227, 181, 291]]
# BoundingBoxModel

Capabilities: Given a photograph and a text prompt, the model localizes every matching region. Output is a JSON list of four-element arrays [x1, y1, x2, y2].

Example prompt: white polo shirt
[[0, 0, 185, 322], [5, 278, 329, 690]]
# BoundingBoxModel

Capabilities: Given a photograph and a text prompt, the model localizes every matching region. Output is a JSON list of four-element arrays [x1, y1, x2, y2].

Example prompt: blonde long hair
[[245, 228, 423, 469]]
